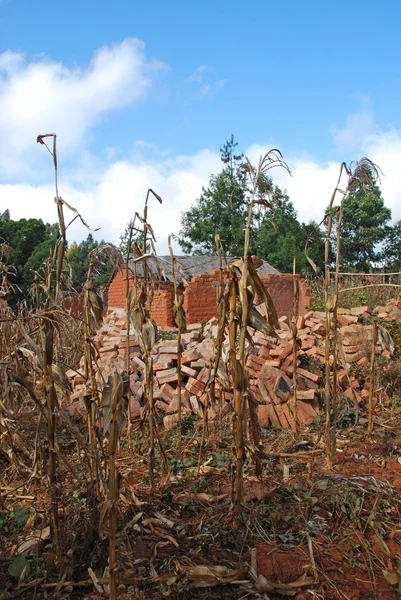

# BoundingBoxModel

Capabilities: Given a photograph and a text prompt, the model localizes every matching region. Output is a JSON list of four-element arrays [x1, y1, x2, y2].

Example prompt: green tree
[[66, 234, 114, 291], [336, 183, 391, 271], [178, 136, 248, 256], [252, 188, 325, 273], [384, 220, 401, 270], [0, 212, 59, 295], [119, 219, 147, 256]]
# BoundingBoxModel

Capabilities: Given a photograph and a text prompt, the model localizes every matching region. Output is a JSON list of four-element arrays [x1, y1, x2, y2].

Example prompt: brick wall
[[107, 269, 312, 326], [183, 270, 220, 324], [261, 273, 312, 321], [150, 286, 175, 327], [106, 270, 175, 327]]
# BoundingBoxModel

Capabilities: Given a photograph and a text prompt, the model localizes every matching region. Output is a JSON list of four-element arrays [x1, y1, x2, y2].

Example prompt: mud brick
[[173, 388, 191, 409], [251, 354, 267, 367], [181, 332, 199, 344], [298, 327, 311, 336], [344, 351, 365, 363], [274, 404, 290, 428], [181, 364, 198, 378], [190, 359, 208, 369], [264, 379, 282, 405], [187, 322, 202, 331], [283, 357, 301, 376], [154, 359, 173, 371], [246, 357, 262, 373], [156, 353, 178, 361], [350, 306, 370, 315], [304, 310, 314, 320], [345, 387, 361, 402], [301, 337, 315, 350], [296, 374, 318, 390], [155, 400, 172, 412], [257, 380, 272, 404], [155, 367, 176, 380], [296, 400, 318, 424], [295, 368, 319, 383], [258, 346, 271, 359], [129, 397, 141, 419], [274, 375, 292, 401], [197, 367, 210, 384], [312, 323, 326, 336], [132, 356, 146, 370], [257, 404, 271, 428], [181, 349, 201, 364], [296, 315, 305, 330], [361, 389, 369, 400], [341, 344, 360, 353], [279, 341, 294, 361], [190, 396, 201, 414], [250, 385, 264, 403], [163, 414, 179, 430], [281, 402, 297, 431], [337, 370, 348, 386], [357, 356, 369, 367], [269, 347, 283, 358], [351, 379, 360, 389], [305, 319, 315, 328], [160, 383, 175, 403], [158, 373, 179, 385], [305, 346, 318, 357], [185, 377, 205, 396], [264, 359, 282, 369], [296, 389, 316, 401], [99, 344, 118, 354], [159, 345, 179, 354], [265, 404, 281, 428]]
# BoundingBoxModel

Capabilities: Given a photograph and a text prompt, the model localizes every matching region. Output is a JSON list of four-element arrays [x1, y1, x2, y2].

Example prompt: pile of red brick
[[65, 298, 401, 431]]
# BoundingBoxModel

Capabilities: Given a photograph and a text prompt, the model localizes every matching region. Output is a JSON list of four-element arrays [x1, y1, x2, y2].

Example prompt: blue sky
[[1, 0, 401, 251]]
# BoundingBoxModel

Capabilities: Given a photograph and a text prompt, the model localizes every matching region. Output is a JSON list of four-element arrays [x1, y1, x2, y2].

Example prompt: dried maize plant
[[129, 189, 170, 490], [83, 244, 124, 493], [227, 150, 290, 510], [32, 132, 101, 550], [99, 372, 129, 600], [197, 235, 229, 472], [320, 158, 381, 464], [291, 257, 299, 432], [168, 235, 186, 457]]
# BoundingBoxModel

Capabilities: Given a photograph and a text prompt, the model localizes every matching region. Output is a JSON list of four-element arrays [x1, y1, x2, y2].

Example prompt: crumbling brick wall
[[150, 286, 175, 327], [183, 270, 220, 324], [261, 274, 312, 321], [107, 269, 312, 326], [106, 270, 175, 327]]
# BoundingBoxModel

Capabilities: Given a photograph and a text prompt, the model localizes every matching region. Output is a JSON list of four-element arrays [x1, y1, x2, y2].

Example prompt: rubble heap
[[65, 298, 401, 431]]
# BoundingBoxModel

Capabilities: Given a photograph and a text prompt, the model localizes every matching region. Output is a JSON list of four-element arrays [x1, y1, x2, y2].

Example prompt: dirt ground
[[3, 411, 401, 600]]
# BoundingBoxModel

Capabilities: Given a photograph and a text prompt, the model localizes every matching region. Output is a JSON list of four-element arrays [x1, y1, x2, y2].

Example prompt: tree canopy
[[177, 137, 325, 273], [335, 181, 392, 271]]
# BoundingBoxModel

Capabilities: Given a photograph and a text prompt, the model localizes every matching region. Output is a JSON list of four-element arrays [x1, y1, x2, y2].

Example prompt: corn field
[[1, 136, 401, 600]]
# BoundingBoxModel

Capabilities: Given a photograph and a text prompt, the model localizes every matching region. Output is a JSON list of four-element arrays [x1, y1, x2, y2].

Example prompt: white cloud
[[2, 98, 401, 260], [246, 114, 401, 226], [0, 148, 221, 254], [332, 106, 375, 149], [0, 39, 164, 177], [187, 65, 226, 97]]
